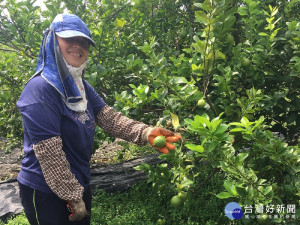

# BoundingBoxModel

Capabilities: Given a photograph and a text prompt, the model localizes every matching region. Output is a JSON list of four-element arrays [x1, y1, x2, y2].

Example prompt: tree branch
[[0, 48, 18, 52]]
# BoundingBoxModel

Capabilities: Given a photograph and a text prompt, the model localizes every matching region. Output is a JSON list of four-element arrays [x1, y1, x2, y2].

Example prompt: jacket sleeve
[[95, 105, 150, 146], [33, 136, 84, 201]]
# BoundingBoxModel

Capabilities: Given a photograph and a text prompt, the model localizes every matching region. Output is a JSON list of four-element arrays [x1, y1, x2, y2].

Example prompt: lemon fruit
[[170, 195, 183, 208], [153, 136, 166, 148], [258, 213, 269, 224], [227, 34, 235, 45], [179, 29, 188, 38], [158, 184, 166, 192], [178, 191, 188, 202], [197, 98, 206, 108], [242, 57, 251, 67], [156, 218, 165, 225]]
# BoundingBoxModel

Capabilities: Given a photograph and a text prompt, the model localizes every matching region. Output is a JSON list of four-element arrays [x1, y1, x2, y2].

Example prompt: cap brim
[[56, 30, 95, 46]]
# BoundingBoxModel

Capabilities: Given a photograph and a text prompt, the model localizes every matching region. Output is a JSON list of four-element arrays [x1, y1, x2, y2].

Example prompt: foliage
[[0, 212, 28, 225], [91, 170, 230, 225], [1, 170, 228, 224], [136, 114, 299, 224]]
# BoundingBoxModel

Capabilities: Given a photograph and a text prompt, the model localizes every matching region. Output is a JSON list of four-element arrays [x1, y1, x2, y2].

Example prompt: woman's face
[[56, 36, 89, 67]]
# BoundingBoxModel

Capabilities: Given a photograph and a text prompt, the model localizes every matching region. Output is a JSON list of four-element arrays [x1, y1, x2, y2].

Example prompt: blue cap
[[51, 14, 95, 46]]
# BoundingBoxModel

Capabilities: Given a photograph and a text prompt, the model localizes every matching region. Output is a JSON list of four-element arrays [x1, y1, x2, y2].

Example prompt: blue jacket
[[17, 75, 106, 193]]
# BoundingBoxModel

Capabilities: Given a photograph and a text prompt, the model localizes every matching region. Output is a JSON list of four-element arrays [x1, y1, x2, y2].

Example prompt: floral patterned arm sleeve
[[96, 105, 151, 146], [33, 136, 84, 201]]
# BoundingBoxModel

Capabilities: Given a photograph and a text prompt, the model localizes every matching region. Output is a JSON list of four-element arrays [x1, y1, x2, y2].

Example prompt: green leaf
[[248, 186, 254, 198], [115, 18, 126, 28], [216, 192, 234, 199], [192, 40, 206, 54], [236, 153, 249, 165], [271, 7, 278, 17], [215, 50, 226, 60], [195, 115, 211, 129], [230, 128, 246, 132], [229, 122, 244, 127], [263, 186, 272, 195], [238, 6, 248, 16], [184, 118, 194, 124], [181, 179, 194, 188], [259, 32, 269, 37], [193, 3, 202, 8], [211, 117, 222, 129], [170, 77, 188, 84], [185, 144, 204, 153], [223, 15, 236, 29], [195, 10, 209, 22], [191, 64, 201, 71], [206, 141, 219, 152], [224, 180, 238, 196], [201, 0, 213, 12], [214, 124, 228, 135], [134, 163, 150, 171], [241, 117, 249, 126]]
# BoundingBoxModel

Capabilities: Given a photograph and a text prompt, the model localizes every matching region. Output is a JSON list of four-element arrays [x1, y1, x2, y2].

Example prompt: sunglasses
[[63, 37, 90, 49]]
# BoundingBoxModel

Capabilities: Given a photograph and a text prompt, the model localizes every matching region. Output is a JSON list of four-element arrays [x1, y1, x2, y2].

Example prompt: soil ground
[[0, 139, 124, 182]]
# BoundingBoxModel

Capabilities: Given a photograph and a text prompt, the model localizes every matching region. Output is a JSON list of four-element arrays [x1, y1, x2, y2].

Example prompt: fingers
[[166, 135, 182, 143], [147, 136, 155, 146], [69, 214, 78, 222], [149, 136, 179, 150], [68, 199, 88, 222], [154, 142, 177, 153], [150, 127, 174, 137], [165, 142, 176, 151], [69, 210, 88, 222], [155, 146, 169, 154], [147, 127, 182, 154]]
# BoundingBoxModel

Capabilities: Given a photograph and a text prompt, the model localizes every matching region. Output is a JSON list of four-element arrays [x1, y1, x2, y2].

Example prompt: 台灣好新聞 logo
[[225, 202, 243, 219]]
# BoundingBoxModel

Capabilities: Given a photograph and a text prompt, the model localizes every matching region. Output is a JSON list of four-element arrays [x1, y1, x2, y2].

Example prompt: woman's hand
[[67, 199, 89, 221], [146, 127, 182, 154]]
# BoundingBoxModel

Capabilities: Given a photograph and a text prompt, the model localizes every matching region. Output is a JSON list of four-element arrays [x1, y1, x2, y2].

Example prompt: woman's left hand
[[146, 127, 182, 154]]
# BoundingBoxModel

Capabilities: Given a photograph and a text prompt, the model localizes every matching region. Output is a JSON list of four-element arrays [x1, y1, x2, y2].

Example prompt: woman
[[16, 14, 181, 225]]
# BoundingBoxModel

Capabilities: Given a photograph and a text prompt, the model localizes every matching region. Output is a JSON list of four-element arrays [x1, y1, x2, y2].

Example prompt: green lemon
[[197, 98, 206, 108], [158, 184, 166, 192], [178, 191, 188, 202], [258, 213, 269, 224], [227, 34, 235, 45], [170, 195, 183, 208], [179, 29, 188, 38], [156, 218, 165, 225], [242, 57, 251, 67], [153, 136, 166, 147]]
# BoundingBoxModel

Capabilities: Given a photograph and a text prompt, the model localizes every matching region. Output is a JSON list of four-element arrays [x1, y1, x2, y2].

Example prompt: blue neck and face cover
[[31, 14, 95, 104]]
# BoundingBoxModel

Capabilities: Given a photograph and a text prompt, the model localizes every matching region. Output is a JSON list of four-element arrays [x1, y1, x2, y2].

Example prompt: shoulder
[[17, 75, 61, 108], [26, 75, 55, 92]]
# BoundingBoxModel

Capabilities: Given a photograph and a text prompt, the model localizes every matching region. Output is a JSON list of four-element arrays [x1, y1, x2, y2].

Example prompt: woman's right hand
[[67, 198, 89, 221]]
